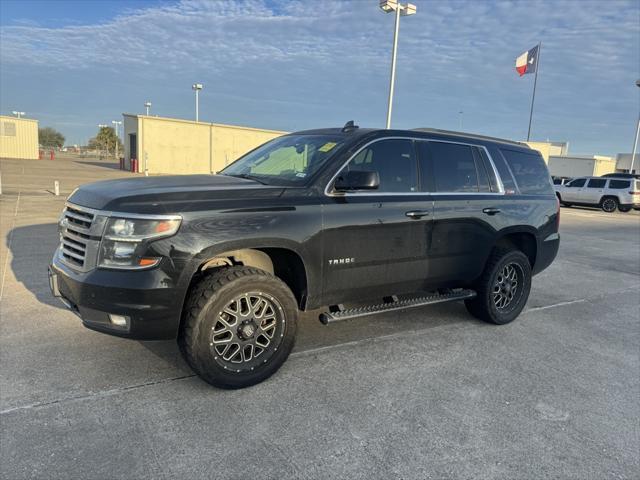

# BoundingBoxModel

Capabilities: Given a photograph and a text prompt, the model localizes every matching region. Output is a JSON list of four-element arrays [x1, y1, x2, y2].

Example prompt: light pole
[[12, 111, 25, 118], [144, 101, 152, 116], [630, 79, 640, 175], [192, 83, 203, 122], [458, 110, 464, 130], [112, 120, 122, 159], [379, 1, 417, 129]]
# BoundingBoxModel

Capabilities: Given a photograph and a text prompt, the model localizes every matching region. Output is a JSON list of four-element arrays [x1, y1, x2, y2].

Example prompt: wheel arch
[[186, 245, 309, 311], [493, 228, 538, 269]]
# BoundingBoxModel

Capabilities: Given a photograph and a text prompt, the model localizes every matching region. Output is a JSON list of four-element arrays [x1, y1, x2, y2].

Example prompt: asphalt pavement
[[1, 156, 638, 479]]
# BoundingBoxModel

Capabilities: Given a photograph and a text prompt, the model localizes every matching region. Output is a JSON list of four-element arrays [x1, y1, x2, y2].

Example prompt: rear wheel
[[600, 197, 618, 213], [179, 266, 298, 389], [618, 205, 631, 213], [465, 248, 531, 325]]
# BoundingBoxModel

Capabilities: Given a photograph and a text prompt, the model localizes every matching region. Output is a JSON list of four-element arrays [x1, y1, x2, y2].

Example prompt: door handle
[[482, 207, 501, 215], [405, 210, 431, 219]]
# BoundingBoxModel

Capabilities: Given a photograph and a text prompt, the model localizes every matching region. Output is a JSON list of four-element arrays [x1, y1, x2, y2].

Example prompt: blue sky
[[1, 0, 638, 155]]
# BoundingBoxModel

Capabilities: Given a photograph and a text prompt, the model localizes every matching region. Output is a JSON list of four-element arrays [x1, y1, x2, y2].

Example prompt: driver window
[[567, 178, 586, 188], [345, 139, 418, 192]]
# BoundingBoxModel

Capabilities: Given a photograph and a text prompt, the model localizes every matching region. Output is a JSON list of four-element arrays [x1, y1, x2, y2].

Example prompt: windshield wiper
[[222, 173, 269, 185]]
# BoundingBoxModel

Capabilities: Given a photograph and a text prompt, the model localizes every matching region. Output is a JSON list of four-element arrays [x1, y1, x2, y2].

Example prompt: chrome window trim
[[65, 202, 182, 221], [324, 136, 506, 197]]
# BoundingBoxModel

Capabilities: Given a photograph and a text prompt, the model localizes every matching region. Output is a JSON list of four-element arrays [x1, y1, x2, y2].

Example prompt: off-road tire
[[600, 196, 618, 213], [179, 266, 298, 389], [465, 248, 531, 325]]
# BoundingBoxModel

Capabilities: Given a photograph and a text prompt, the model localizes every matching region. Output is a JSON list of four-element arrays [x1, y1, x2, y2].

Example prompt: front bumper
[[49, 249, 184, 340]]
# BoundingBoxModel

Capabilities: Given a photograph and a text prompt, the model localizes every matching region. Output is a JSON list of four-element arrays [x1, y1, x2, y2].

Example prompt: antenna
[[342, 120, 359, 133]]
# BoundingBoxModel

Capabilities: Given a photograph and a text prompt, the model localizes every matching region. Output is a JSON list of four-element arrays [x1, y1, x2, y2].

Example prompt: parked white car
[[554, 176, 640, 213]]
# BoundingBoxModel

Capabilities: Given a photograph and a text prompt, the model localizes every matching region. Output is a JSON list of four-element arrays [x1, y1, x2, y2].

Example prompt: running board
[[319, 289, 476, 325]]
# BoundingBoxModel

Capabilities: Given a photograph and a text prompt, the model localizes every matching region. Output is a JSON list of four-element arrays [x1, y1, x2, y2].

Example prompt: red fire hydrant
[[131, 158, 138, 173]]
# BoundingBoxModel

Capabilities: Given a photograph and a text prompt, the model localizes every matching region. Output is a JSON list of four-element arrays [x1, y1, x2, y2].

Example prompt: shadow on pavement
[[7, 223, 65, 309], [74, 160, 122, 171]]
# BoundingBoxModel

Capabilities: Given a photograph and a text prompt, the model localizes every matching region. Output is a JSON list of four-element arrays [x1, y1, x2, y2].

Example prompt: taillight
[[630, 191, 639, 195]]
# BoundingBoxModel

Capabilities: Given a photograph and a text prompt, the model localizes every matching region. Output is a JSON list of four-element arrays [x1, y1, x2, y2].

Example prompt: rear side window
[[428, 142, 479, 192], [587, 179, 606, 188], [500, 149, 553, 195], [609, 180, 630, 189]]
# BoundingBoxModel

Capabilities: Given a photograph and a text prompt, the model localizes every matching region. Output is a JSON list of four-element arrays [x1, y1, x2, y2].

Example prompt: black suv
[[49, 124, 560, 388]]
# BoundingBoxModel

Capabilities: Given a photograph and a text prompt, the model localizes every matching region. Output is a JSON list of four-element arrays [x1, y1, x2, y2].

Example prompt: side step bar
[[319, 289, 476, 325]]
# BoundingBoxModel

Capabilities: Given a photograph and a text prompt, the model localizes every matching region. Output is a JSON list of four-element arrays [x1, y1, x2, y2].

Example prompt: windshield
[[220, 134, 345, 185]]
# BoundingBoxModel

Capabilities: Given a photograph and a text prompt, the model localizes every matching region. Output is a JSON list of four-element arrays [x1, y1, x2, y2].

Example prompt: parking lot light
[[112, 120, 122, 159], [12, 111, 25, 118], [630, 79, 640, 175], [144, 101, 152, 116], [192, 83, 203, 122], [379, 1, 417, 129]]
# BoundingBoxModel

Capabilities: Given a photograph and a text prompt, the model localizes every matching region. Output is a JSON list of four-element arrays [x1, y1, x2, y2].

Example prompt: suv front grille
[[60, 207, 95, 267], [58, 204, 107, 272]]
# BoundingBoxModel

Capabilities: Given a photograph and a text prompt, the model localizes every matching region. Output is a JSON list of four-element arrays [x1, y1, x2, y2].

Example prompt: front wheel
[[179, 266, 298, 389], [600, 197, 618, 213], [465, 248, 532, 325]]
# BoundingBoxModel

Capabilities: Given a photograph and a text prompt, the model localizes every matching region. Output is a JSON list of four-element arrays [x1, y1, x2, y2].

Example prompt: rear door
[[421, 140, 501, 285], [582, 178, 607, 204]]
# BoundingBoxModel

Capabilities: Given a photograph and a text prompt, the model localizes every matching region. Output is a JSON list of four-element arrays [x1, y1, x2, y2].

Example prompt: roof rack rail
[[411, 128, 529, 148]]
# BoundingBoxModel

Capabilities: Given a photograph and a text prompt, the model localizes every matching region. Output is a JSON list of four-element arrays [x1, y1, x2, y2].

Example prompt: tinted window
[[500, 149, 553, 194], [553, 177, 563, 185], [490, 148, 517, 193], [472, 148, 492, 192], [587, 179, 606, 188], [477, 148, 499, 192], [346, 139, 418, 192], [566, 178, 586, 187], [429, 142, 479, 192], [609, 179, 630, 189]]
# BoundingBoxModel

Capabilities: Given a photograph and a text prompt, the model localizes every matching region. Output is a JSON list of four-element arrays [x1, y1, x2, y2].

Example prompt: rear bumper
[[49, 249, 183, 340], [533, 232, 560, 275]]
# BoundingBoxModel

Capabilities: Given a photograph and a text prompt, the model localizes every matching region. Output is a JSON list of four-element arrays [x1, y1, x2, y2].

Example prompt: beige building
[[548, 155, 616, 178], [122, 114, 286, 174], [615, 153, 639, 174], [0, 115, 39, 160], [525, 141, 569, 163]]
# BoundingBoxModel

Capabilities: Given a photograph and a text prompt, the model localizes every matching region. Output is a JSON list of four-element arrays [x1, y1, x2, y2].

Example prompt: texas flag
[[515, 45, 539, 76]]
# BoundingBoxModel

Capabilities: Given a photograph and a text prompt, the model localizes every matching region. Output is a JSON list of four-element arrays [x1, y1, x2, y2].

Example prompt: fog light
[[109, 314, 129, 328]]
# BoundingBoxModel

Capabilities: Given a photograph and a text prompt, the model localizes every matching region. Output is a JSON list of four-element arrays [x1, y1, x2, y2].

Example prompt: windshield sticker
[[318, 142, 337, 152], [295, 172, 307, 178]]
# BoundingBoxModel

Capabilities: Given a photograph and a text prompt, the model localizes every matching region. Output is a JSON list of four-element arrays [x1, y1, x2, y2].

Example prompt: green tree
[[39, 127, 65, 149], [88, 126, 123, 157]]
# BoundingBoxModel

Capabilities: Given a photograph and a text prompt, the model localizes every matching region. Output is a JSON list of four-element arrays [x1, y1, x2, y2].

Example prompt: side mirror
[[334, 170, 380, 191]]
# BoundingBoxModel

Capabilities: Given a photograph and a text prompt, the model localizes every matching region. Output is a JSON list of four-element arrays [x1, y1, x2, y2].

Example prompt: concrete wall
[[0, 115, 39, 159], [548, 155, 616, 178], [123, 115, 286, 174]]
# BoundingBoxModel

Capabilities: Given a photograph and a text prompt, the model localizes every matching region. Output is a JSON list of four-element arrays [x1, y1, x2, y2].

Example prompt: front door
[[321, 138, 433, 305], [561, 178, 586, 202], [581, 178, 607, 204]]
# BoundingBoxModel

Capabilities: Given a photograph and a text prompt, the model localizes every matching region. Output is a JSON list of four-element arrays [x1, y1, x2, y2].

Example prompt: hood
[[68, 174, 285, 214]]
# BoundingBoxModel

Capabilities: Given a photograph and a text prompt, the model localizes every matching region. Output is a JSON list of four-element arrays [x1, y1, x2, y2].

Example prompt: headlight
[[98, 216, 181, 269]]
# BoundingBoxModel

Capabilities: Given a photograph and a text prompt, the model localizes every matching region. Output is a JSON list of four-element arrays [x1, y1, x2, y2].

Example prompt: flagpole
[[527, 42, 541, 141]]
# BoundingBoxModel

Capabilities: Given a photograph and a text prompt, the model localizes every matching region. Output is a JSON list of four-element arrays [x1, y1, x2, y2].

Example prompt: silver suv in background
[[554, 176, 640, 212]]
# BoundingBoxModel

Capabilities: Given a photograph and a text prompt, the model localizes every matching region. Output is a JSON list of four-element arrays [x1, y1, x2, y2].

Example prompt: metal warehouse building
[[122, 115, 286, 175], [0, 115, 39, 160], [547, 155, 616, 178]]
